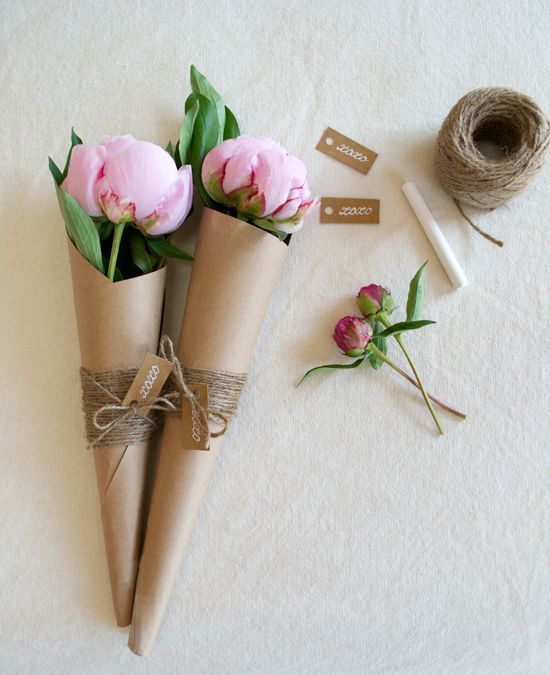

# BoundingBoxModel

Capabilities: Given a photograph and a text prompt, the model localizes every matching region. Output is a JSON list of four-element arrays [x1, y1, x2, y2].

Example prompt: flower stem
[[367, 344, 465, 419], [378, 312, 444, 435], [107, 222, 125, 282]]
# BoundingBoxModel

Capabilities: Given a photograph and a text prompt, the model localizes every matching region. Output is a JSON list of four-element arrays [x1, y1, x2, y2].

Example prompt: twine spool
[[436, 87, 549, 245]]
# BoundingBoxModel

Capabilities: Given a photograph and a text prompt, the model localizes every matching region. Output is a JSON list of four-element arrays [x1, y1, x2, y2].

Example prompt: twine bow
[[81, 336, 246, 448], [82, 369, 179, 447], [158, 335, 229, 440]]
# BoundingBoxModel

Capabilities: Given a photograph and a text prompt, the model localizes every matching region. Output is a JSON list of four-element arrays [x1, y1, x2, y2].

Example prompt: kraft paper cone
[[128, 209, 287, 655], [68, 241, 166, 627]]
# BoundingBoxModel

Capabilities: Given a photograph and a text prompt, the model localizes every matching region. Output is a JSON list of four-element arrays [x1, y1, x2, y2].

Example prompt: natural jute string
[[80, 336, 247, 447], [436, 87, 549, 246]]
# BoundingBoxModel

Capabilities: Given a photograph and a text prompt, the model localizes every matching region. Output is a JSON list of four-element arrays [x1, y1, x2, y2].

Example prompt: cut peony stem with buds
[[367, 344, 466, 419], [377, 311, 444, 435], [298, 263, 464, 434]]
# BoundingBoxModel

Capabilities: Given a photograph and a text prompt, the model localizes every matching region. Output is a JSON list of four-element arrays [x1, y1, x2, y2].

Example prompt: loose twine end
[[454, 200, 504, 247]]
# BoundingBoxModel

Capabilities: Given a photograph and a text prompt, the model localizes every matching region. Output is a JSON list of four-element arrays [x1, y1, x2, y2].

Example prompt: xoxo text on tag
[[122, 353, 174, 417], [316, 128, 378, 175], [320, 197, 380, 224], [179, 383, 210, 451]]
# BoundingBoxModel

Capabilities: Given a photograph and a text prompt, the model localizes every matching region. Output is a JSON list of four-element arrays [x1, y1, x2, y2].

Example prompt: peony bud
[[332, 316, 372, 356], [356, 284, 393, 318], [201, 135, 315, 234]]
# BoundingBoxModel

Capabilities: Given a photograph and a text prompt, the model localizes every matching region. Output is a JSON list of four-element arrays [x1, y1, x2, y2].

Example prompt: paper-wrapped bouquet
[[128, 67, 317, 654], [50, 133, 193, 626]]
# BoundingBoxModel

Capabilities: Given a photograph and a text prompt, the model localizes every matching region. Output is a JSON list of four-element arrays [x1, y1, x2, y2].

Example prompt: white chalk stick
[[402, 182, 468, 290]]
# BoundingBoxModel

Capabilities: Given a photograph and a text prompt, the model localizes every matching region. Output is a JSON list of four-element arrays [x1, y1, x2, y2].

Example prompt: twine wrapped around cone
[[68, 241, 166, 627], [79, 367, 178, 447], [128, 208, 287, 656], [436, 87, 549, 245]]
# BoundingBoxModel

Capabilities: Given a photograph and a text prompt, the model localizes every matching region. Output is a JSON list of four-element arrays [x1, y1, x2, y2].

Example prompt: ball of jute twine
[[436, 87, 549, 246], [80, 336, 247, 448]]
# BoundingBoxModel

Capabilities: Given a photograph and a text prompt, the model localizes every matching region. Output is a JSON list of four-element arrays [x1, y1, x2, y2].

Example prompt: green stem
[[367, 344, 465, 419], [107, 222, 125, 281], [378, 311, 444, 435]]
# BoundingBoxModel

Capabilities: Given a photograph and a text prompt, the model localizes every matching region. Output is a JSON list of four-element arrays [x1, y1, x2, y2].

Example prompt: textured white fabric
[[1, 1, 549, 672]]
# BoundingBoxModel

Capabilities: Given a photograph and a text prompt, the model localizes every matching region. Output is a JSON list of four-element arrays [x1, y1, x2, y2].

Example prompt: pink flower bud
[[62, 135, 193, 235], [201, 135, 315, 233], [333, 316, 372, 356], [357, 284, 393, 318]]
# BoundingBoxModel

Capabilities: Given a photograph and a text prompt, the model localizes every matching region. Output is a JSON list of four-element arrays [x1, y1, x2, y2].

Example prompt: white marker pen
[[402, 182, 468, 290]]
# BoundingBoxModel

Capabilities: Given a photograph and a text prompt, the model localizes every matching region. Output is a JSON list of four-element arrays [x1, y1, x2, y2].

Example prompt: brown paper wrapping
[[68, 242, 166, 627], [128, 209, 287, 655]]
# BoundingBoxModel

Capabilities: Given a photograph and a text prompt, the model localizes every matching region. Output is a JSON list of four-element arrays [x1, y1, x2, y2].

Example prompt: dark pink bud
[[357, 284, 393, 317], [332, 316, 372, 356]]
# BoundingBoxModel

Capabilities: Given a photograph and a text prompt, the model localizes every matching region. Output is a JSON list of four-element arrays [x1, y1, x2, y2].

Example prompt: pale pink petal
[[138, 165, 193, 235], [271, 196, 301, 220], [201, 139, 239, 188], [103, 141, 178, 219], [253, 149, 294, 215], [61, 143, 106, 217], [100, 135, 136, 157], [222, 150, 257, 195]]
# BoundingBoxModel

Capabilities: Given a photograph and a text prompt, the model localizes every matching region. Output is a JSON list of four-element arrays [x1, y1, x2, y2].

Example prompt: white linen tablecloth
[[1, 1, 549, 672]]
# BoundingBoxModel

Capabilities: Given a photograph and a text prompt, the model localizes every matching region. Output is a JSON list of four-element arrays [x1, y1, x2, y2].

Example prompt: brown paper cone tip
[[68, 241, 166, 626], [128, 210, 287, 655]]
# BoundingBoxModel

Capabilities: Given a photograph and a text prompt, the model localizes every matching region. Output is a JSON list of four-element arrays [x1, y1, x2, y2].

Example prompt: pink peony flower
[[332, 316, 372, 356], [201, 135, 315, 234], [62, 135, 193, 236]]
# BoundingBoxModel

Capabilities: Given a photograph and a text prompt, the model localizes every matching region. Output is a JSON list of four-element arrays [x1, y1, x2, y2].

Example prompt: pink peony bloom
[[201, 135, 315, 234], [332, 316, 372, 356], [62, 135, 193, 236]]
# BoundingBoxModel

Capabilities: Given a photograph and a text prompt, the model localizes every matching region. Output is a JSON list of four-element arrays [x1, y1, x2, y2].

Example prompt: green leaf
[[297, 356, 366, 386], [173, 142, 181, 168], [129, 229, 153, 274], [190, 65, 225, 142], [56, 184, 104, 274], [406, 261, 428, 321], [146, 236, 193, 260], [369, 320, 387, 370], [197, 181, 215, 208], [179, 96, 200, 166], [223, 105, 240, 140], [253, 218, 288, 241], [62, 128, 83, 180], [378, 319, 435, 337], [188, 93, 219, 206], [71, 128, 83, 145], [185, 91, 198, 113], [97, 220, 113, 240], [48, 156, 63, 185], [165, 140, 174, 156]]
